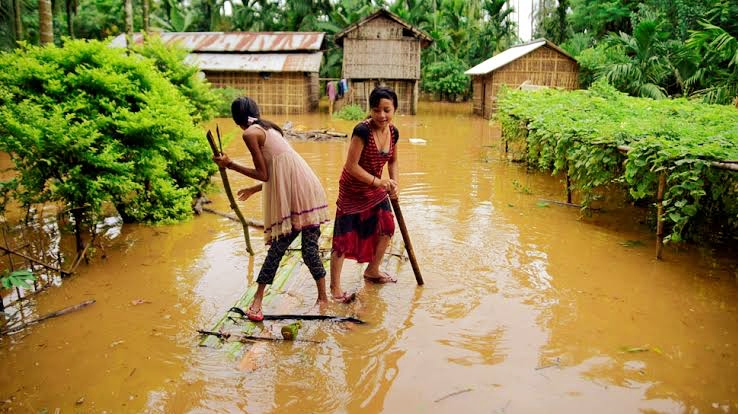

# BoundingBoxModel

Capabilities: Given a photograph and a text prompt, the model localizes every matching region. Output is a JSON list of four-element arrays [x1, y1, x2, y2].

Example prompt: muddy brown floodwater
[[1, 102, 737, 413]]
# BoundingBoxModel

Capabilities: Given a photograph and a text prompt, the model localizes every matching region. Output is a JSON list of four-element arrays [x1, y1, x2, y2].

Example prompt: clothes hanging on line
[[326, 81, 337, 101]]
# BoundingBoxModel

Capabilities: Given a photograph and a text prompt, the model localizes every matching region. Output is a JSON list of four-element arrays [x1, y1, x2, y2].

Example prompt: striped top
[[336, 120, 399, 215]]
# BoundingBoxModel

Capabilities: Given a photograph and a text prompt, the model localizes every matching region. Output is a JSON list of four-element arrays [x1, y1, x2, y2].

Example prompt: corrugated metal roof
[[465, 39, 576, 75], [110, 32, 325, 52], [187, 52, 322, 72]]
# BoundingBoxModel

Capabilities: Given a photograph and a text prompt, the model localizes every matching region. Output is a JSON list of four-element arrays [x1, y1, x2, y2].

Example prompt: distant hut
[[111, 32, 326, 115], [334, 9, 432, 115], [465, 39, 579, 119]]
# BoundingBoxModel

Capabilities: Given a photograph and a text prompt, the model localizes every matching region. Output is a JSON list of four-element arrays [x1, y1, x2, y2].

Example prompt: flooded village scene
[[1, 1, 737, 413]]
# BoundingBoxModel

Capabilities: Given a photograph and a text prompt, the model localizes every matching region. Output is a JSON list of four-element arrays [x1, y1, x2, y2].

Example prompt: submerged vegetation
[[498, 81, 738, 244]]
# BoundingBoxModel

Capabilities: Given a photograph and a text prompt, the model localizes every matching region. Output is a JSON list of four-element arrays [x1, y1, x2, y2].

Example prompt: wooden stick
[[655, 172, 666, 260], [0, 299, 95, 335], [201, 207, 264, 228], [390, 197, 424, 285], [0, 245, 71, 277], [197, 330, 321, 344], [617, 145, 738, 172], [206, 130, 254, 255]]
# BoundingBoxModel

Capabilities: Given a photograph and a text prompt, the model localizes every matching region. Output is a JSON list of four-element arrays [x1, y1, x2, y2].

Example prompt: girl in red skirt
[[330, 86, 400, 302]]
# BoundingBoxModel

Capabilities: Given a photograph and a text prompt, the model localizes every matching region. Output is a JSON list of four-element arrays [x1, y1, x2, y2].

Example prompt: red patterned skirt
[[331, 198, 395, 263]]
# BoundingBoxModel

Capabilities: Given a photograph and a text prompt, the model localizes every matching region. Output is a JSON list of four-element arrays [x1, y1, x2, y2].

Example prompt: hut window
[[259, 72, 271, 80], [402, 28, 413, 38]]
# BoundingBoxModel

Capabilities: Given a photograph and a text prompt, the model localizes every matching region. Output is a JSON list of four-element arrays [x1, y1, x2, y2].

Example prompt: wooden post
[[206, 130, 254, 255], [389, 198, 424, 285], [566, 173, 572, 204], [655, 172, 666, 260]]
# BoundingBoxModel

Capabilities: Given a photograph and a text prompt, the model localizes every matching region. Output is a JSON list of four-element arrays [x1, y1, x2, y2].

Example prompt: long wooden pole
[[0, 299, 95, 335], [390, 198, 424, 285], [206, 131, 254, 255]]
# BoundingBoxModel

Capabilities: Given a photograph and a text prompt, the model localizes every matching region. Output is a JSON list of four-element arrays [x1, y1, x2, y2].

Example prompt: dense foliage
[[333, 104, 366, 121], [498, 81, 738, 243], [0, 39, 216, 232]]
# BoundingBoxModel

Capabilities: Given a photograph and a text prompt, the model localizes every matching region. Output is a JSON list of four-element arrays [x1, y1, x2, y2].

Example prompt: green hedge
[[0, 39, 217, 227], [498, 80, 738, 243]]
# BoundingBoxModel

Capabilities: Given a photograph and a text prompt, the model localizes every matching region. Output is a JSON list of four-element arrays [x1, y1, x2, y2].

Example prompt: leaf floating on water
[[131, 299, 151, 306], [75, 397, 84, 405], [536, 201, 550, 208], [621, 346, 649, 353], [620, 240, 645, 248]]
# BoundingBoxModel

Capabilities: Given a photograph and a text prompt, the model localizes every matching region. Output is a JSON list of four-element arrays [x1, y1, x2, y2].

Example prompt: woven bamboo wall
[[205, 71, 318, 115], [342, 18, 421, 80], [472, 78, 484, 114], [473, 46, 579, 118], [348, 79, 417, 115]]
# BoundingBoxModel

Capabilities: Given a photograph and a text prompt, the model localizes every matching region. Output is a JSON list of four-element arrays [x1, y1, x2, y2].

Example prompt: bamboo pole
[[0, 245, 71, 277], [390, 198, 424, 285], [655, 172, 667, 260], [616, 145, 738, 172], [206, 130, 254, 255], [0, 299, 95, 335]]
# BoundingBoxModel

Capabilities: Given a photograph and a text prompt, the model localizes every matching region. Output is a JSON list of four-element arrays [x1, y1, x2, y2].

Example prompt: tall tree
[[38, 0, 52, 44], [143, 0, 149, 33], [14, 0, 22, 40], [65, 0, 76, 38], [124, 0, 133, 48]]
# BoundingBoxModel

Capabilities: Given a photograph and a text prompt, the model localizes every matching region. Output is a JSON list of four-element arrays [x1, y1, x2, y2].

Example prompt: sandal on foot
[[246, 306, 264, 322], [332, 292, 357, 304], [363, 271, 397, 284]]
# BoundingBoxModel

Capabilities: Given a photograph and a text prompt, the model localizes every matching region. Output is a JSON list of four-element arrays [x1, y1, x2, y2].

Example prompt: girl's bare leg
[[364, 235, 391, 278]]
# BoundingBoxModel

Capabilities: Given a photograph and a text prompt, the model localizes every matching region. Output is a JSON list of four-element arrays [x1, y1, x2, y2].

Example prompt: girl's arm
[[344, 135, 396, 192], [387, 147, 399, 198], [237, 184, 262, 201], [214, 128, 269, 182]]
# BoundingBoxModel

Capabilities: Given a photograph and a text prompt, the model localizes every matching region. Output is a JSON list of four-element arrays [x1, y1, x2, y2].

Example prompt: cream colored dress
[[251, 125, 330, 243]]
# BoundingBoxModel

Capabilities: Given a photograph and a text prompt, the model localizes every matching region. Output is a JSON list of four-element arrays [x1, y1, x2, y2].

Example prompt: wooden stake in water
[[390, 197, 424, 285], [206, 130, 254, 255]]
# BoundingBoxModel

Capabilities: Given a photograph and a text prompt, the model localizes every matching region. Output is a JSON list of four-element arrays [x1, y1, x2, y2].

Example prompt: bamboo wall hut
[[465, 39, 579, 119], [111, 32, 325, 115], [334, 9, 432, 115]]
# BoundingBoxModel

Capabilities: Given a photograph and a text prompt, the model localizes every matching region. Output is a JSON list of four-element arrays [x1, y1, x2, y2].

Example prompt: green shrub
[[334, 104, 366, 121], [0, 39, 216, 230], [212, 87, 243, 118], [422, 57, 470, 101], [498, 80, 738, 243]]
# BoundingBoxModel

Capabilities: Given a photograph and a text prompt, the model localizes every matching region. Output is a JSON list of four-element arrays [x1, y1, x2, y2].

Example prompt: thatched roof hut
[[334, 9, 432, 115], [465, 39, 579, 119], [112, 32, 326, 115]]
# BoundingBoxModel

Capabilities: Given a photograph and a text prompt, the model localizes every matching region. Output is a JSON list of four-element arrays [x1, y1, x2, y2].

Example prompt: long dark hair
[[231, 97, 283, 135], [369, 86, 398, 110]]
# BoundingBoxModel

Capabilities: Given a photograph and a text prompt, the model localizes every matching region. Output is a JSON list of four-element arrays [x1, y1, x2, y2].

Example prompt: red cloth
[[335, 120, 397, 215]]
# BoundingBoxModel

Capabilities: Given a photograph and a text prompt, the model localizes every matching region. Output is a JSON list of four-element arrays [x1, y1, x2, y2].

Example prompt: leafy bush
[[133, 37, 219, 122], [498, 80, 738, 243], [0, 39, 216, 230], [334, 104, 366, 121], [422, 57, 470, 101], [212, 87, 244, 118]]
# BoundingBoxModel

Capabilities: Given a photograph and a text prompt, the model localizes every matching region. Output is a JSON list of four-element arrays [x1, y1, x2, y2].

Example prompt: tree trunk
[[38, 0, 53, 45], [66, 0, 75, 38], [125, 0, 134, 48], [143, 0, 150, 33], [13, 0, 22, 41]]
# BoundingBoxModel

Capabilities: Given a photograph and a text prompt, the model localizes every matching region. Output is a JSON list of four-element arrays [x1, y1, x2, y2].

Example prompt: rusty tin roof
[[187, 52, 323, 72], [111, 32, 326, 52]]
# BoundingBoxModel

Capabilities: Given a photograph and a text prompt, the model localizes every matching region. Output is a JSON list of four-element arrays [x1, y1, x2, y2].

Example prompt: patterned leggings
[[257, 227, 326, 284]]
